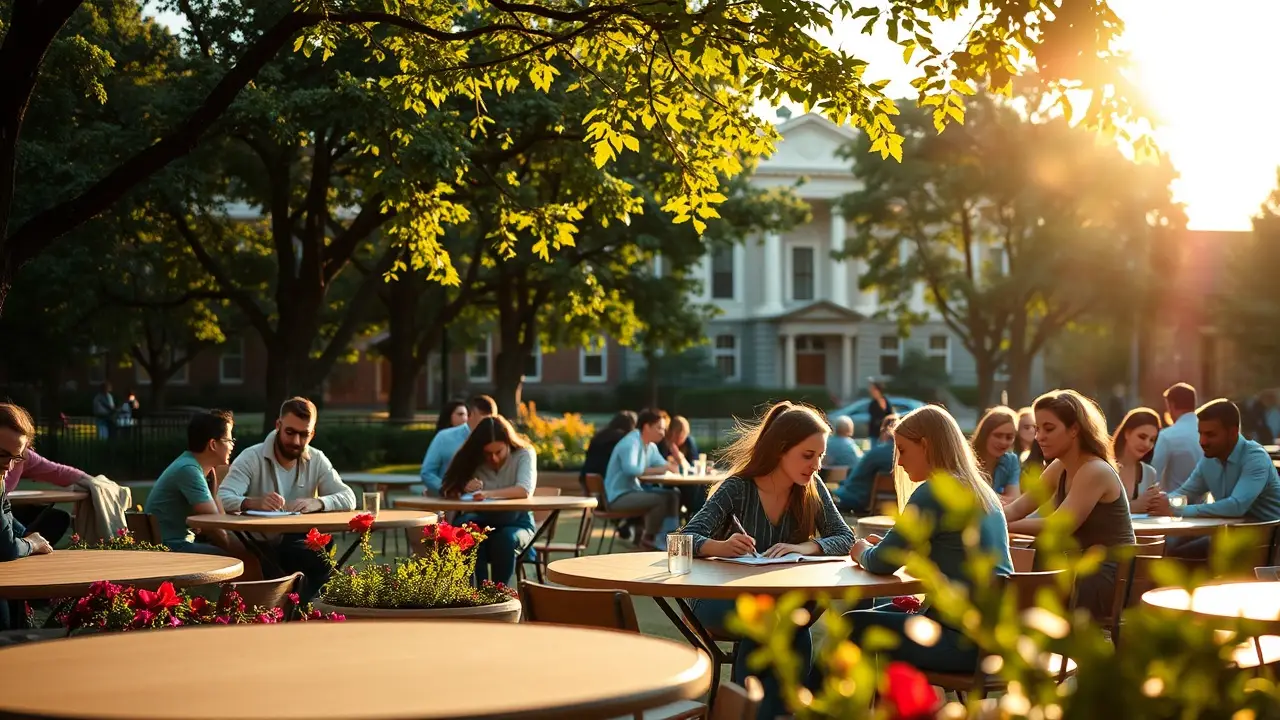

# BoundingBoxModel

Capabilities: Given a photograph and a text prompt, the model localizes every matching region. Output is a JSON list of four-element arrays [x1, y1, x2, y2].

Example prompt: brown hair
[[467, 395, 498, 416], [279, 397, 317, 423], [1032, 389, 1116, 470], [1163, 382, 1197, 413], [665, 416, 691, 446], [971, 405, 1018, 471], [1111, 407, 1162, 464], [0, 404, 36, 440], [441, 415, 533, 498], [716, 401, 830, 543]]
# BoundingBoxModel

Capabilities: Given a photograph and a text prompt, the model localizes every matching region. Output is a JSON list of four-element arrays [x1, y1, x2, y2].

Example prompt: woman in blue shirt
[[683, 401, 854, 720], [848, 405, 1014, 673], [971, 406, 1022, 504]]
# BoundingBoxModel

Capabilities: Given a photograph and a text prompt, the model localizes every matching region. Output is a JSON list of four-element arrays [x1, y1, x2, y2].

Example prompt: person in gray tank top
[[1004, 389, 1136, 620]]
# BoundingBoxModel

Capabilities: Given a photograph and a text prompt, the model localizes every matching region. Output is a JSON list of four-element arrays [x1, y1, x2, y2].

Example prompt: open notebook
[[708, 554, 846, 566], [244, 510, 300, 517]]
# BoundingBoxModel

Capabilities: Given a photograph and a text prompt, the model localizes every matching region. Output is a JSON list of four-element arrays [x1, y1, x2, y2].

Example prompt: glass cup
[[667, 533, 694, 575], [362, 491, 382, 515], [694, 457, 708, 476]]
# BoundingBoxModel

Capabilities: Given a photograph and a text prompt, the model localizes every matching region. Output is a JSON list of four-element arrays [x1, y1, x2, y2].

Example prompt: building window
[[878, 335, 901, 376], [219, 339, 245, 385], [710, 246, 735, 300], [524, 345, 542, 384], [580, 339, 607, 383], [927, 334, 951, 375], [135, 360, 189, 386], [88, 352, 107, 386], [791, 246, 815, 301], [466, 335, 491, 382], [712, 334, 740, 381]]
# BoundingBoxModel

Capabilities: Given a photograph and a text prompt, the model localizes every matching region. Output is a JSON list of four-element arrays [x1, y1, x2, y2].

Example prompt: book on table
[[243, 510, 300, 517], [708, 554, 846, 566]]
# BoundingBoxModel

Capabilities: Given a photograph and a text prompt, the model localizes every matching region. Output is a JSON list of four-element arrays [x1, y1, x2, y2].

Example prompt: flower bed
[[58, 580, 344, 632]]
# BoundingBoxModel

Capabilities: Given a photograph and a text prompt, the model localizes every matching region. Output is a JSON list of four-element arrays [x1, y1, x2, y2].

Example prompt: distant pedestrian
[[92, 382, 115, 440]]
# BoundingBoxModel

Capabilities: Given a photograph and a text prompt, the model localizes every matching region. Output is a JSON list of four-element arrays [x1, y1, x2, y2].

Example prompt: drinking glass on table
[[667, 533, 694, 575], [362, 491, 382, 515], [694, 457, 707, 476]]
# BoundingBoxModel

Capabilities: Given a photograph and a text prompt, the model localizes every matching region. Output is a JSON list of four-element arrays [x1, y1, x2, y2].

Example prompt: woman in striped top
[[684, 401, 854, 720]]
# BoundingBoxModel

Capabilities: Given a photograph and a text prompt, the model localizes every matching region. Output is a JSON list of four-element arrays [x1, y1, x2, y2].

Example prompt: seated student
[[657, 415, 706, 516], [824, 416, 863, 470], [604, 409, 680, 549], [1112, 407, 1162, 513], [441, 415, 537, 584], [0, 404, 54, 631], [848, 405, 1014, 672], [219, 397, 355, 598], [971, 406, 1022, 504], [1150, 399, 1280, 559], [146, 410, 240, 555], [683, 401, 854, 720], [3, 438, 92, 547], [580, 411, 636, 488], [1004, 389, 1135, 619], [834, 414, 898, 513], [420, 396, 497, 496]]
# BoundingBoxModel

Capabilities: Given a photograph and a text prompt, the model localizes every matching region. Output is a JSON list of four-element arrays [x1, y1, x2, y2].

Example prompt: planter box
[[311, 596, 521, 623]]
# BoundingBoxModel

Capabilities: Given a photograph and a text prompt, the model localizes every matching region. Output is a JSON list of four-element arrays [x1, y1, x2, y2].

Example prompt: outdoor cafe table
[[547, 551, 919, 693], [640, 471, 731, 486], [0, 550, 242, 601], [0, 621, 712, 720], [1143, 581, 1280, 666], [396, 495, 597, 581], [186, 510, 436, 574], [1130, 515, 1241, 537], [5, 488, 89, 506]]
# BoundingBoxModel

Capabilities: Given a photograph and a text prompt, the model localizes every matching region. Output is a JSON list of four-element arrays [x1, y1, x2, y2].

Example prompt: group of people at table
[[4, 377, 1279, 717]]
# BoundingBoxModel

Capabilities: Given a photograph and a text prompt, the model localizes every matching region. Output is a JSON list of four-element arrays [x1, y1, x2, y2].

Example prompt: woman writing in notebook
[[683, 401, 854, 719]]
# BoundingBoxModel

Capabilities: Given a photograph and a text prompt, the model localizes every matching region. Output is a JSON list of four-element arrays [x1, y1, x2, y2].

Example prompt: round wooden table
[[1143, 582, 1280, 635], [0, 550, 242, 601], [6, 488, 88, 505], [855, 515, 894, 538], [1131, 516, 1241, 537], [0, 621, 712, 720], [396, 496, 597, 582]]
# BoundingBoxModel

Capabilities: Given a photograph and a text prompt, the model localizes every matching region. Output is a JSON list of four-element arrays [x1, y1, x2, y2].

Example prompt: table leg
[[514, 510, 562, 584], [653, 596, 733, 706], [234, 531, 286, 578]]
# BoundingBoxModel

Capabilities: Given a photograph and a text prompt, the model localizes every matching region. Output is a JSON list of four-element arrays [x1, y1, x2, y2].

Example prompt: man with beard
[[219, 397, 355, 597]]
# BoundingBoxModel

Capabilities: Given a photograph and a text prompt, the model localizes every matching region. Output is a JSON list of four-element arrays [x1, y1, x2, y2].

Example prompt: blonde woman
[[1004, 389, 1135, 618], [972, 406, 1022, 504], [847, 405, 1013, 672]]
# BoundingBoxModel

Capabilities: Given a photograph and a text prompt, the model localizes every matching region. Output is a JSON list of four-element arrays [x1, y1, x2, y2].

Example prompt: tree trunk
[[974, 354, 998, 411], [384, 279, 421, 421], [493, 348, 524, 419], [1006, 353, 1033, 409], [262, 341, 292, 432], [147, 373, 170, 412], [644, 351, 660, 408]]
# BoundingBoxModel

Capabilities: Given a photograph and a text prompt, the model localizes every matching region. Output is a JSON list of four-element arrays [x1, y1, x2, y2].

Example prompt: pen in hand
[[730, 514, 762, 558]]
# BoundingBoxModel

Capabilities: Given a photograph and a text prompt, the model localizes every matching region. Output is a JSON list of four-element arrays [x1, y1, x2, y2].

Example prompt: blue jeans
[[844, 606, 978, 673], [456, 511, 535, 586], [164, 540, 231, 556], [692, 598, 817, 720]]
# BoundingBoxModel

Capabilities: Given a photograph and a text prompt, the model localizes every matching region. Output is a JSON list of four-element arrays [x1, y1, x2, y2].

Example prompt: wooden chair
[[584, 473, 648, 554], [708, 678, 763, 720], [1010, 546, 1036, 573], [218, 572, 305, 619], [519, 581, 707, 719], [1108, 538, 1168, 648], [124, 512, 161, 543], [1256, 566, 1280, 581], [1226, 518, 1280, 570], [923, 570, 1075, 698], [865, 473, 897, 515]]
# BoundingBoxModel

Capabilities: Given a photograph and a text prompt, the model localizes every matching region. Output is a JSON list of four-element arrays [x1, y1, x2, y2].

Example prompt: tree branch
[[167, 208, 274, 340]]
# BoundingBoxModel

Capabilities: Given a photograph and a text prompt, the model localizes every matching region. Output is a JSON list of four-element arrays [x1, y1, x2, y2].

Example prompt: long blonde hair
[[717, 401, 830, 542], [1033, 389, 1117, 471], [894, 405, 1003, 515], [971, 405, 1018, 472]]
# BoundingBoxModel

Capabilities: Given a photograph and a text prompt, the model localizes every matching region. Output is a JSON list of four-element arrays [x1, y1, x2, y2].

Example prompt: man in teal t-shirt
[[145, 410, 237, 554]]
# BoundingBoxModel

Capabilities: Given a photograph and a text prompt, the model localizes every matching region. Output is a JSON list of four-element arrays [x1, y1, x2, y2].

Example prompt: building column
[[842, 334, 855, 403], [830, 208, 848, 308], [782, 333, 796, 388], [759, 231, 784, 315]]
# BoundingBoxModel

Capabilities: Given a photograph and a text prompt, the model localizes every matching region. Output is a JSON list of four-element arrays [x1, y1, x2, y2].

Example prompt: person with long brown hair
[[1111, 407, 1162, 512], [1004, 389, 1135, 619], [684, 401, 853, 720], [441, 415, 538, 585], [971, 406, 1022, 504]]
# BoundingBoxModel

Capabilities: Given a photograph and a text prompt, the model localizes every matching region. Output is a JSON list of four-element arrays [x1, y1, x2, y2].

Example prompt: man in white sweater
[[219, 397, 355, 598]]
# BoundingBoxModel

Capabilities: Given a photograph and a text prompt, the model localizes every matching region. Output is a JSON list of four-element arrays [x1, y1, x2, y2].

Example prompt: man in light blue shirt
[[1151, 382, 1204, 496], [824, 416, 862, 472], [1153, 399, 1280, 558], [604, 409, 678, 548], [419, 396, 496, 495]]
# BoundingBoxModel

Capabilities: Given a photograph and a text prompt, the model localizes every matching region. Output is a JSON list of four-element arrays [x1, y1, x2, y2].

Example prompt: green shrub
[[518, 403, 594, 470]]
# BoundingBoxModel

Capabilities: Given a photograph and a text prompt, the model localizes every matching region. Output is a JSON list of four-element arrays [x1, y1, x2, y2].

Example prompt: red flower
[[190, 596, 210, 614], [455, 531, 476, 552], [70, 533, 81, 545], [890, 596, 923, 614], [286, 593, 300, 606], [348, 513, 376, 534], [167, 615, 183, 628], [304, 527, 332, 552], [884, 662, 938, 719], [131, 609, 156, 627], [136, 582, 181, 612], [214, 616, 230, 625], [115, 528, 129, 539]]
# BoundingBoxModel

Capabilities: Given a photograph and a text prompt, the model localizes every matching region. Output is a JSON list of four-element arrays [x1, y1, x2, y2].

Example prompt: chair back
[[518, 580, 639, 632], [124, 512, 161, 543], [1257, 566, 1280, 581], [531, 487, 563, 528], [583, 473, 610, 511], [1010, 546, 1036, 573], [1009, 569, 1070, 612], [1227, 518, 1280, 569], [218, 572, 305, 618], [709, 678, 764, 720], [823, 466, 850, 488], [867, 473, 897, 514]]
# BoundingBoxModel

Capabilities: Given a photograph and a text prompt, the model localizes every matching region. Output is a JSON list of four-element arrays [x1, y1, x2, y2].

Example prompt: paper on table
[[458, 494, 493, 502], [1130, 513, 1152, 520], [709, 554, 845, 566], [244, 510, 300, 517]]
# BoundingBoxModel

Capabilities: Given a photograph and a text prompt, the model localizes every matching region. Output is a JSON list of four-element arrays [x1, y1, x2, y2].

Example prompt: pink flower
[[167, 615, 183, 627], [325, 612, 346, 622], [131, 609, 155, 627], [890, 596, 923, 614], [115, 528, 130, 539], [286, 593, 300, 606], [214, 616, 230, 625], [256, 613, 276, 624], [69, 533, 81, 544]]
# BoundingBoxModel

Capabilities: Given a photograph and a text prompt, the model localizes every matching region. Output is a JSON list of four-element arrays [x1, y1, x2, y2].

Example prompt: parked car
[[828, 396, 925, 436]]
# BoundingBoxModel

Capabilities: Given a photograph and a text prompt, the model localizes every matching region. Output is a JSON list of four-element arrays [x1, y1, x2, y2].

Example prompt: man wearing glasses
[[0, 404, 54, 631], [144, 409, 240, 555], [219, 397, 355, 595]]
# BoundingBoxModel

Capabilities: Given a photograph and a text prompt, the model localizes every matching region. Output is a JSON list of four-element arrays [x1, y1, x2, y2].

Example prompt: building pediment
[[776, 300, 866, 323], [758, 114, 858, 176]]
